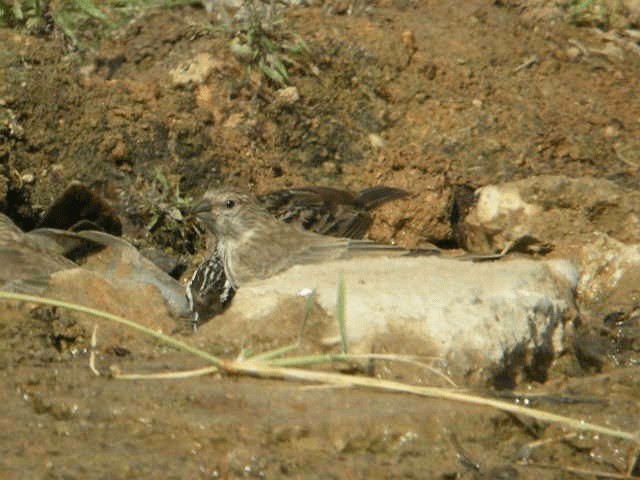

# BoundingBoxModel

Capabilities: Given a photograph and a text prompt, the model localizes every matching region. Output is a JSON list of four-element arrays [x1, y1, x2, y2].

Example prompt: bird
[[1, 184, 123, 294], [185, 185, 411, 331], [1, 212, 192, 319], [0, 212, 105, 294], [192, 188, 406, 289], [257, 186, 408, 239]]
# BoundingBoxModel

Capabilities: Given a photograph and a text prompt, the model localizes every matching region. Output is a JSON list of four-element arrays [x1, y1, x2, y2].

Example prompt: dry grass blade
[[0, 291, 638, 445], [264, 352, 456, 387], [244, 344, 299, 362], [0, 291, 225, 367], [344, 353, 457, 387], [224, 360, 639, 444], [114, 366, 219, 380]]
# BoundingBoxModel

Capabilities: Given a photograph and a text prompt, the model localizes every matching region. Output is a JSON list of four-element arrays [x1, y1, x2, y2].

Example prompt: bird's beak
[[192, 199, 217, 232], [191, 200, 211, 216]]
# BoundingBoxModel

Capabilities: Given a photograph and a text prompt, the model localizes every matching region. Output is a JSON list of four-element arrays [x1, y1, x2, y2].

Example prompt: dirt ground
[[2, 0, 640, 478]]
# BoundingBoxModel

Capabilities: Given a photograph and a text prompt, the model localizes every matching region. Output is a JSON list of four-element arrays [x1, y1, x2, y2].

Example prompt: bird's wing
[[26, 228, 108, 262], [0, 213, 25, 240], [356, 186, 409, 209], [0, 214, 78, 290], [259, 187, 372, 238]]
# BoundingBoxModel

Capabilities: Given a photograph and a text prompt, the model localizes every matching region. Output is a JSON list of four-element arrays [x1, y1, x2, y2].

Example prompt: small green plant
[[227, 0, 311, 87], [144, 169, 202, 255], [0, 0, 44, 30], [565, 0, 624, 29], [54, 0, 117, 45], [1, 0, 169, 46], [0, 0, 121, 45]]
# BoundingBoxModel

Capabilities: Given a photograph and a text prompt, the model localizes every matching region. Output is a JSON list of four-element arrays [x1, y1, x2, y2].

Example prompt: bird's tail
[[357, 186, 409, 209]]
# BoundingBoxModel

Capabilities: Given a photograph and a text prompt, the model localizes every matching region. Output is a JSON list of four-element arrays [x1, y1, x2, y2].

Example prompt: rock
[[462, 175, 640, 254], [203, 256, 578, 386], [64, 230, 191, 320], [566, 46, 582, 61], [46, 269, 178, 334], [461, 176, 640, 316], [223, 112, 245, 129], [21, 172, 35, 184], [0, 106, 24, 139], [578, 233, 640, 311], [368, 133, 385, 149], [140, 247, 185, 279], [273, 86, 300, 107], [169, 53, 223, 86], [400, 30, 416, 51]]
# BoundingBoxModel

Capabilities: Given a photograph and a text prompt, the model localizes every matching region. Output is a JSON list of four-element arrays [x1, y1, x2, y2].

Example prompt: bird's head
[[192, 189, 267, 239]]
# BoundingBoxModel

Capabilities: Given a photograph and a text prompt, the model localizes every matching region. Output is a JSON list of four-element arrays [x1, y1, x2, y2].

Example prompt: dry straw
[[0, 290, 638, 446]]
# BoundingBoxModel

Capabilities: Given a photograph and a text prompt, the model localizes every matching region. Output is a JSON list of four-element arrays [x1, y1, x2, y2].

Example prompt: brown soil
[[2, 0, 640, 478]]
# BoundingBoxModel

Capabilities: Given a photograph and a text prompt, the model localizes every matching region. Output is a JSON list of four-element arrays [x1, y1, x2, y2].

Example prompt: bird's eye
[[224, 199, 236, 209]]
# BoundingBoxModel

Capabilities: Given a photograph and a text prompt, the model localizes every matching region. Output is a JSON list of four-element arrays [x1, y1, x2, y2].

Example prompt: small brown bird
[[0, 213, 105, 293], [257, 186, 408, 239], [186, 185, 411, 330], [2, 212, 192, 318], [192, 189, 405, 290]]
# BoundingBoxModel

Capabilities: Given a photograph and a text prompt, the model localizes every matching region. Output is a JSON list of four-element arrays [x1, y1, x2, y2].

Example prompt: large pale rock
[[462, 175, 640, 254], [205, 256, 579, 385]]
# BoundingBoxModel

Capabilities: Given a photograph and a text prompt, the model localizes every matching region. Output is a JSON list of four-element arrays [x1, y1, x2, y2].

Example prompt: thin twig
[[513, 55, 538, 73]]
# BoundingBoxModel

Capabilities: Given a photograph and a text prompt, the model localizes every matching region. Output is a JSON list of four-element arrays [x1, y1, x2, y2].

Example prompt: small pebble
[[401, 30, 416, 51], [566, 46, 581, 61], [368, 133, 385, 149], [21, 173, 35, 184], [274, 86, 300, 107]]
